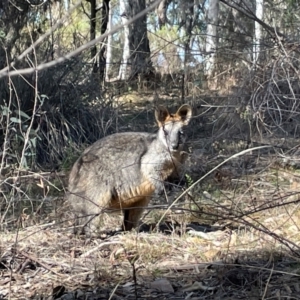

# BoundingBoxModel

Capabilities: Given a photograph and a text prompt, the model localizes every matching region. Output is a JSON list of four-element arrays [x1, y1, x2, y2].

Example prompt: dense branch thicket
[[1, 0, 300, 171]]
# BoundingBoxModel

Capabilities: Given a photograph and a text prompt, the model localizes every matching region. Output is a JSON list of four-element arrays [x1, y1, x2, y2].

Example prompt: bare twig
[[18, 250, 62, 277]]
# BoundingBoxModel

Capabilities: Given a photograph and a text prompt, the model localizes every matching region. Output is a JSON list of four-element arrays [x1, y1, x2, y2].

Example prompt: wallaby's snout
[[68, 104, 192, 235], [163, 127, 182, 151], [172, 142, 179, 150]]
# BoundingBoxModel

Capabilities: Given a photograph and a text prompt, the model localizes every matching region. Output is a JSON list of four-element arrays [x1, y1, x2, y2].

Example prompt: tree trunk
[[118, 0, 152, 80], [205, 0, 219, 78], [105, 0, 113, 81], [130, 0, 152, 78], [254, 0, 264, 64], [87, 0, 97, 73], [0, 0, 30, 69], [99, 0, 110, 82], [182, 1, 197, 100], [156, 0, 172, 29], [118, 0, 131, 80]]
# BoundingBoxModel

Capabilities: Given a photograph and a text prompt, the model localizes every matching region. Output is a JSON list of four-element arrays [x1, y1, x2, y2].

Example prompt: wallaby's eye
[[178, 129, 184, 143]]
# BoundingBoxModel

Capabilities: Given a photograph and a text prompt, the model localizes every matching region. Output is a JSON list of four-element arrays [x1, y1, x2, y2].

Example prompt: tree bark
[[99, 0, 110, 81], [182, 1, 197, 99], [105, 0, 113, 81], [118, 0, 152, 80], [0, 0, 31, 69], [118, 0, 131, 80], [205, 0, 219, 78], [87, 0, 97, 73], [130, 0, 152, 78], [156, 0, 172, 29], [254, 0, 264, 63]]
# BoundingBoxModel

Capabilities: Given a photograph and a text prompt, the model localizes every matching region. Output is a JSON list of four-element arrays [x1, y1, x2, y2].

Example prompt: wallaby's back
[[68, 104, 192, 235]]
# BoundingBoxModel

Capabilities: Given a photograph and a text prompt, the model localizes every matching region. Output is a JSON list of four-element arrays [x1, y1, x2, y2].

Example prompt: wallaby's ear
[[176, 104, 192, 125], [155, 106, 170, 126]]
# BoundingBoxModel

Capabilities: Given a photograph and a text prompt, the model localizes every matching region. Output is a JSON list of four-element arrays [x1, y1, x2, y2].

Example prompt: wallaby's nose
[[172, 142, 179, 150]]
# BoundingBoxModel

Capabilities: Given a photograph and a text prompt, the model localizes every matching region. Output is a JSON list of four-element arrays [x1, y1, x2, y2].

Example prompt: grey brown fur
[[67, 104, 192, 235]]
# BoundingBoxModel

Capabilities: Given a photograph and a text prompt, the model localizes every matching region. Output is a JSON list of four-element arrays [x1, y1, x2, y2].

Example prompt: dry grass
[[2, 99, 300, 299], [1, 214, 300, 299], [2, 152, 300, 299]]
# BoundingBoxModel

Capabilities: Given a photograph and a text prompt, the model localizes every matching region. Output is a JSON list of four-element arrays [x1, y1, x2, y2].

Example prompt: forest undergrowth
[[1, 88, 300, 299]]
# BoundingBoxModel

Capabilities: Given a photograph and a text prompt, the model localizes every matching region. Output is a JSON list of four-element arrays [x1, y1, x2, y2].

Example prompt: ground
[[1, 99, 300, 299]]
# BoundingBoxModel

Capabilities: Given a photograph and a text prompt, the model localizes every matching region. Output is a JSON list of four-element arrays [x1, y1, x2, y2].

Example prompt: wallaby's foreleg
[[122, 197, 150, 231]]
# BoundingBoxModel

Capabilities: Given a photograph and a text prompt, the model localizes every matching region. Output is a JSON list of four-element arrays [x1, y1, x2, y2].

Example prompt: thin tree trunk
[[205, 0, 219, 78], [156, 0, 172, 29], [118, 0, 131, 80], [183, 1, 195, 100], [88, 0, 97, 73], [118, 0, 152, 80], [105, 0, 113, 81], [130, 0, 152, 78], [254, 0, 264, 64], [99, 0, 110, 82]]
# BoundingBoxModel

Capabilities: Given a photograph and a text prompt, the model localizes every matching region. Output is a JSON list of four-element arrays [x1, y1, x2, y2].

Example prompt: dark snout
[[171, 130, 185, 150], [171, 141, 180, 150]]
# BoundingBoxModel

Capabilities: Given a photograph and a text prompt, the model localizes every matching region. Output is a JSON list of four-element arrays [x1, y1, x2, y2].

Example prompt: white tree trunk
[[254, 0, 264, 63], [205, 0, 219, 77], [105, 1, 113, 81], [117, 0, 151, 80], [118, 0, 131, 80]]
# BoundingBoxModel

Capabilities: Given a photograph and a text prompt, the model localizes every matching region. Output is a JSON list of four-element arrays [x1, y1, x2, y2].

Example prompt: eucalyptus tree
[[117, 0, 152, 80], [205, 0, 219, 77]]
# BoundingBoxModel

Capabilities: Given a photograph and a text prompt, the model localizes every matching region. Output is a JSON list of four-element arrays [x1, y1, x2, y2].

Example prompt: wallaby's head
[[155, 104, 192, 151]]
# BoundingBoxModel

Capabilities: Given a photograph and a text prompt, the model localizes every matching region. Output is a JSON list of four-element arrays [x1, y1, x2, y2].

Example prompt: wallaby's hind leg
[[70, 191, 112, 236], [81, 213, 102, 236], [122, 197, 150, 231]]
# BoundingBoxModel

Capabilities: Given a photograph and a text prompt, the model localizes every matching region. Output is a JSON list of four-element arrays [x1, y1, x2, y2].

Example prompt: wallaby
[[67, 104, 192, 235]]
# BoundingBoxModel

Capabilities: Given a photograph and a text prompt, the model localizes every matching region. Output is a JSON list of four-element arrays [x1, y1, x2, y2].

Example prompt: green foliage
[[185, 173, 194, 188], [149, 25, 183, 72], [57, 3, 90, 50], [0, 29, 5, 41], [61, 145, 82, 171], [284, 0, 300, 24]]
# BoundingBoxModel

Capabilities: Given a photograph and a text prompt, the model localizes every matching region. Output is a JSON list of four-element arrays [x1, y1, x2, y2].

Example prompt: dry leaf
[[148, 278, 174, 293]]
